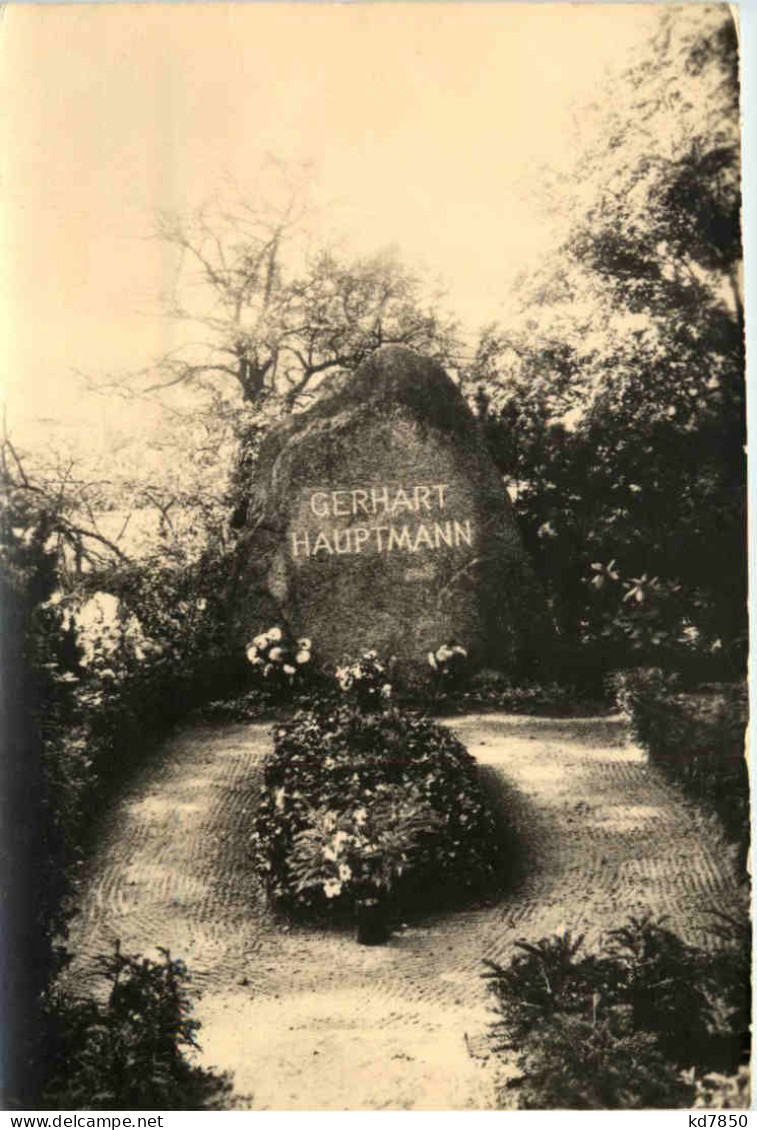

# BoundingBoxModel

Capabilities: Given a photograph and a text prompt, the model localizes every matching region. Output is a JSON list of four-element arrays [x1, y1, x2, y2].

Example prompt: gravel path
[[65, 713, 745, 1110]]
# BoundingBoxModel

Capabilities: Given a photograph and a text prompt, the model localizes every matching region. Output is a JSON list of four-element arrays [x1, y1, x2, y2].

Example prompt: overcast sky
[[1, 2, 663, 450]]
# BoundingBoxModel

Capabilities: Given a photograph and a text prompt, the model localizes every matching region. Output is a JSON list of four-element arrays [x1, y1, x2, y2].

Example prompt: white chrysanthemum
[[253, 633, 268, 650], [298, 637, 312, 650], [246, 644, 259, 663], [295, 649, 311, 665], [268, 646, 283, 662], [338, 863, 352, 882], [427, 651, 437, 669], [323, 879, 342, 899], [267, 626, 283, 642], [283, 663, 296, 676]]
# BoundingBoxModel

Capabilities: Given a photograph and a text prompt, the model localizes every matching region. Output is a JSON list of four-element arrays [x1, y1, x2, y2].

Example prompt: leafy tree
[[138, 173, 461, 414], [470, 6, 744, 679], [91, 169, 462, 550]]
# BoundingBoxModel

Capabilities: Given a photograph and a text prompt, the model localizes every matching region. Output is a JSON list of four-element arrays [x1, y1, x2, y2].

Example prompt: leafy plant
[[42, 944, 235, 1110], [484, 932, 614, 1048], [469, 7, 745, 688], [252, 702, 502, 914], [288, 784, 441, 901], [427, 643, 469, 701], [510, 1013, 694, 1110], [485, 914, 750, 1110], [604, 914, 712, 1062]]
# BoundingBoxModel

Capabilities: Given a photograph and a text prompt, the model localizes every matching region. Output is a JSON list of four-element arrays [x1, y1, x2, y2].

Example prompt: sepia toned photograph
[[0, 1, 750, 1113]]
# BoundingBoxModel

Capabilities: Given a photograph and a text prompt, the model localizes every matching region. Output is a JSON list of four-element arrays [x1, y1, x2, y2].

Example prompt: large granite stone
[[232, 346, 550, 672]]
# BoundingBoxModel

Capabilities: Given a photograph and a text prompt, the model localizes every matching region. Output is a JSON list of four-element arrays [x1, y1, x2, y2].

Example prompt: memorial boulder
[[232, 346, 550, 672]]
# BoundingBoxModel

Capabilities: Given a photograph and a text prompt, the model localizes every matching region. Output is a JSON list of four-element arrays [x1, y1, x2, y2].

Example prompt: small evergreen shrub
[[42, 944, 235, 1110], [512, 1013, 695, 1110], [252, 703, 502, 914], [612, 669, 749, 867], [484, 914, 750, 1110]]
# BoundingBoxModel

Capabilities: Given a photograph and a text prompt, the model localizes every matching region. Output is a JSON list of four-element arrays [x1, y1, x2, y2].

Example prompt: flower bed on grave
[[250, 663, 502, 918]]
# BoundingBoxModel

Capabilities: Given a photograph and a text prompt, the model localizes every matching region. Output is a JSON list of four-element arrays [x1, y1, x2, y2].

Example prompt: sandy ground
[[65, 713, 746, 1110]]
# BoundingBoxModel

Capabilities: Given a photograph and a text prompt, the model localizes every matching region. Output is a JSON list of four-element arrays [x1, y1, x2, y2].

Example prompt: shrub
[[603, 915, 712, 1064], [612, 669, 749, 868], [42, 944, 234, 1110], [702, 911, 752, 1072], [458, 671, 600, 715], [484, 914, 750, 1110], [252, 703, 502, 914], [485, 931, 615, 1049], [511, 1013, 695, 1110]]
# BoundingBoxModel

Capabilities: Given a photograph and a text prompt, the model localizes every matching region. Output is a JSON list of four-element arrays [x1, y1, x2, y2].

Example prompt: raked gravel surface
[[64, 713, 746, 1110]]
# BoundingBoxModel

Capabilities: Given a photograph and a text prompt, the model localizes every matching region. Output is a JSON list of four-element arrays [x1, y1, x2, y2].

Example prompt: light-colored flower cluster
[[291, 783, 435, 901], [427, 643, 467, 670], [335, 650, 392, 704], [246, 626, 311, 682], [63, 592, 121, 668]]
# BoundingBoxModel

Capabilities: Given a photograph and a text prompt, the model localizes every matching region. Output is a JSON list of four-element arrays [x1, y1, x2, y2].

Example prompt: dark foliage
[[512, 1014, 695, 1110], [470, 8, 745, 690], [41, 945, 234, 1110], [1, 470, 245, 1106], [252, 702, 503, 914], [1, 483, 73, 1105], [612, 670, 749, 872], [443, 670, 608, 716], [484, 913, 750, 1109]]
